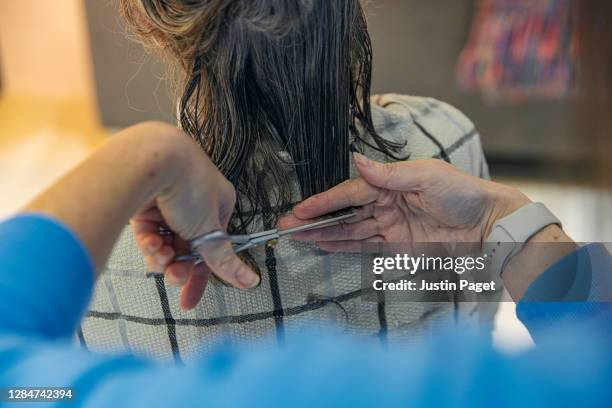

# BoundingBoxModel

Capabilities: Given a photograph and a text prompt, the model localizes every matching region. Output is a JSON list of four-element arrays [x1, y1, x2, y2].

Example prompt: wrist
[[119, 122, 190, 201], [483, 182, 531, 241]]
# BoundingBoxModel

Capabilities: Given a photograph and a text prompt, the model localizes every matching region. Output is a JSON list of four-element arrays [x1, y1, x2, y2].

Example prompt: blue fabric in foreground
[[0, 214, 93, 339], [516, 243, 612, 342], [0, 215, 611, 407]]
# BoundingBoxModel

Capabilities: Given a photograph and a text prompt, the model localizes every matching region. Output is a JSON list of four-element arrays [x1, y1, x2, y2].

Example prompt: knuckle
[[374, 220, 383, 236]]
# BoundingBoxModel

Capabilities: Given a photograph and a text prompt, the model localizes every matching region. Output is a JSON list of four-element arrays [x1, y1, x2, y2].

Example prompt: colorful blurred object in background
[[456, 0, 577, 102]]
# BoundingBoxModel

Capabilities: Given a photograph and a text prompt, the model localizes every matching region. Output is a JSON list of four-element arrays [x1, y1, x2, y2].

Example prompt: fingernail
[[183, 293, 198, 310], [295, 196, 315, 211], [180, 291, 196, 311], [354, 153, 371, 167], [235, 267, 260, 288]]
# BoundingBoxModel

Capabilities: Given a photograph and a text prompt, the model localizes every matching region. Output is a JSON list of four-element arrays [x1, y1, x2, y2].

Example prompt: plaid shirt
[[81, 95, 501, 363]]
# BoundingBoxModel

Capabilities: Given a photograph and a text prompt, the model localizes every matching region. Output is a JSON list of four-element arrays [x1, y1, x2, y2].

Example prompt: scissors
[[146, 211, 355, 278]]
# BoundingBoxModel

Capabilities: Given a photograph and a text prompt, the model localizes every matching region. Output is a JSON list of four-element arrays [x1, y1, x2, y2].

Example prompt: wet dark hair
[[121, 0, 404, 230]]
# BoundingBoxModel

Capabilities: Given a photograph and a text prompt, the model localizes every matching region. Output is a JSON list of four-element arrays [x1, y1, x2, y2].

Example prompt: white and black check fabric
[[79, 95, 502, 362]]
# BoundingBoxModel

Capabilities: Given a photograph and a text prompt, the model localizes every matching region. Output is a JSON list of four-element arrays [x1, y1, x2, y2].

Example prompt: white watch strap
[[484, 202, 561, 277]]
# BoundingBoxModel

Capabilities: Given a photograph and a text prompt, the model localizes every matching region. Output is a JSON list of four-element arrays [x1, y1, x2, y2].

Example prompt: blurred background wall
[[0, 0, 102, 216], [84, 0, 174, 126], [0, 0, 96, 99]]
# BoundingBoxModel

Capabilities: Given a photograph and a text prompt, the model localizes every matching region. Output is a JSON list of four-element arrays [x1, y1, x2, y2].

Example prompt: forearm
[[24, 122, 185, 272]]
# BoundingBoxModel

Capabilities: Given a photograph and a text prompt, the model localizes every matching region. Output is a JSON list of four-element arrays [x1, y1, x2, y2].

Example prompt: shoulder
[[372, 94, 475, 130], [366, 94, 489, 178]]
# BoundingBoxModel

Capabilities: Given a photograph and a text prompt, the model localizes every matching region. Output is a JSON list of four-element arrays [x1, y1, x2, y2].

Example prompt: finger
[[277, 214, 315, 230], [139, 233, 164, 256], [131, 220, 164, 256], [294, 177, 379, 219], [180, 263, 212, 310], [354, 153, 431, 191], [197, 238, 259, 289], [343, 205, 374, 224], [278, 204, 374, 233], [164, 261, 191, 287], [292, 218, 381, 242], [144, 244, 175, 274], [163, 235, 197, 286], [145, 256, 161, 275], [163, 236, 192, 286], [317, 235, 385, 253], [154, 245, 175, 269], [145, 247, 172, 273]]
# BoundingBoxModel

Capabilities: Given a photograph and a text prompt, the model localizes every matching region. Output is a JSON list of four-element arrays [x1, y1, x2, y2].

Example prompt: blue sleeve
[[516, 244, 612, 341], [2, 326, 611, 406], [0, 215, 611, 406], [0, 214, 94, 339]]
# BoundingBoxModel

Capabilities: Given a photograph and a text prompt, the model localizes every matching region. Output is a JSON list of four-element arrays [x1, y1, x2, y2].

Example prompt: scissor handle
[[173, 254, 203, 263], [189, 230, 229, 251], [173, 240, 250, 263], [172, 230, 243, 265], [147, 230, 253, 277]]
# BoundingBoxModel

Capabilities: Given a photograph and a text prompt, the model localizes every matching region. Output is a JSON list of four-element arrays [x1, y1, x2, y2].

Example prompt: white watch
[[484, 202, 561, 277]]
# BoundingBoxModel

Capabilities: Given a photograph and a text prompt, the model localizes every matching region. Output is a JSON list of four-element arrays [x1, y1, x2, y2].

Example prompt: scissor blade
[[278, 212, 356, 236], [170, 212, 355, 267]]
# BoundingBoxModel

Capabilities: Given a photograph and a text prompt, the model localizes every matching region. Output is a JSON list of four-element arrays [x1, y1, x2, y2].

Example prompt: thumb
[[353, 153, 426, 191], [196, 236, 260, 289]]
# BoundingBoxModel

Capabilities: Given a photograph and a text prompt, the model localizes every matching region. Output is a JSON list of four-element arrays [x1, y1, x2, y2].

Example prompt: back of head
[[121, 0, 402, 229]]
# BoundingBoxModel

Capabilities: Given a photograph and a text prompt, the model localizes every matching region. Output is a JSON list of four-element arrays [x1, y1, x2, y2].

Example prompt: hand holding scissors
[[146, 211, 355, 275]]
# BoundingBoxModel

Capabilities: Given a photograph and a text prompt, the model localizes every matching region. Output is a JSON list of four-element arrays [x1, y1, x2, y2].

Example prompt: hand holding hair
[[279, 153, 531, 249], [280, 154, 578, 300], [25, 121, 259, 310]]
